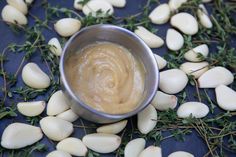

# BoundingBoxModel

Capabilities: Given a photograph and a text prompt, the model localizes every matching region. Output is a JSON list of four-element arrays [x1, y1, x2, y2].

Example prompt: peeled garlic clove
[[171, 12, 198, 35], [166, 29, 184, 51], [74, 0, 83, 10], [184, 44, 209, 62], [40, 116, 73, 141], [168, 0, 187, 12], [215, 85, 236, 111], [139, 146, 162, 157], [154, 54, 167, 70], [96, 120, 128, 134], [135, 26, 164, 48], [46, 150, 72, 157], [138, 105, 157, 134], [17, 101, 45, 117], [168, 151, 194, 157], [54, 18, 81, 37], [151, 91, 178, 111], [197, 5, 212, 29], [48, 37, 62, 56], [124, 138, 146, 157], [1, 123, 43, 149], [149, 3, 171, 24], [56, 109, 79, 122], [82, 0, 114, 17], [7, 0, 28, 15], [104, 0, 126, 8], [177, 102, 209, 118], [82, 133, 121, 153], [159, 69, 188, 94], [22, 62, 50, 89], [198, 67, 234, 88], [180, 62, 209, 78], [47, 90, 70, 116], [25, 0, 34, 5], [1, 5, 27, 25], [56, 137, 88, 156]]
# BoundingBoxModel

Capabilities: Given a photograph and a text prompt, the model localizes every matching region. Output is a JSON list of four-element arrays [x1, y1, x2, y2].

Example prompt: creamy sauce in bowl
[[65, 42, 145, 114]]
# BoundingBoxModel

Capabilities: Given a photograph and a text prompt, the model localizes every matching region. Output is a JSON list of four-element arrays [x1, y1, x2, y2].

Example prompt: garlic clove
[[82, 0, 114, 17], [198, 66, 234, 88], [154, 54, 167, 70], [74, 0, 83, 10], [166, 28, 184, 51], [48, 37, 63, 56], [56, 109, 79, 122], [17, 101, 45, 117], [1, 123, 43, 149], [7, 0, 28, 15], [1, 5, 27, 25], [103, 0, 126, 8], [149, 3, 171, 24], [168, 0, 187, 12], [151, 91, 178, 111], [168, 151, 194, 157], [47, 90, 70, 116], [82, 133, 121, 153], [124, 138, 146, 157], [215, 85, 236, 111], [54, 18, 81, 37], [159, 69, 188, 94], [40, 116, 73, 141], [25, 0, 34, 5], [184, 44, 209, 62], [171, 12, 199, 35], [134, 26, 164, 48], [180, 62, 209, 78], [22, 62, 50, 89], [177, 102, 209, 118], [56, 137, 88, 156], [137, 105, 157, 134], [46, 150, 72, 157], [139, 146, 162, 157], [96, 120, 128, 134], [197, 4, 212, 29]]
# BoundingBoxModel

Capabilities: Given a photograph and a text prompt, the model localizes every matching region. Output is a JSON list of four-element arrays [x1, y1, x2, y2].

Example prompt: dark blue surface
[[0, 0, 235, 157]]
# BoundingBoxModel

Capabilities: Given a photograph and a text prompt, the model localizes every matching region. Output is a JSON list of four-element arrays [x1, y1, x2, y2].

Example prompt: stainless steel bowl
[[60, 24, 159, 123]]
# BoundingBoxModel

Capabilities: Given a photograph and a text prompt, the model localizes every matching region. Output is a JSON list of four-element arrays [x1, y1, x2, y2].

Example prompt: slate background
[[0, 0, 235, 156]]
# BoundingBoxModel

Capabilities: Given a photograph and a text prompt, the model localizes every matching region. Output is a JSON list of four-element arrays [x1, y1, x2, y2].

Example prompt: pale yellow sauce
[[65, 42, 145, 114]]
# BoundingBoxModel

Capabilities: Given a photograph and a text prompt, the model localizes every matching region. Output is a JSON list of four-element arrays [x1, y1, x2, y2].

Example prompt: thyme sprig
[[0, 0, 236, 156]]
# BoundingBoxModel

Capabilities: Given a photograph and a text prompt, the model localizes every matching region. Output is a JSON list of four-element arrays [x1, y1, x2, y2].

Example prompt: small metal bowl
[[60, 24, 159, 123]]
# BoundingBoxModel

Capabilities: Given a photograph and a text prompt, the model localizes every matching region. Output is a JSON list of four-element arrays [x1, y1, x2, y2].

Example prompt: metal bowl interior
[[60, 24, 159, 123]]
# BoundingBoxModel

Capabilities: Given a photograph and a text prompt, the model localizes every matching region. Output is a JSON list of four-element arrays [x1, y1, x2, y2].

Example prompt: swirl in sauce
[[65, 42, 145, 114]]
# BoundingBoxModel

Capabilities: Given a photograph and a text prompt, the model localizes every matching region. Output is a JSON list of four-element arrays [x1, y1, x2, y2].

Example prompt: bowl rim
[[60, 24, 159, 120]]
